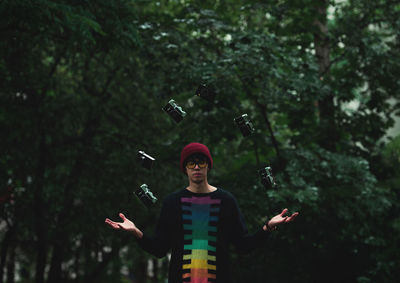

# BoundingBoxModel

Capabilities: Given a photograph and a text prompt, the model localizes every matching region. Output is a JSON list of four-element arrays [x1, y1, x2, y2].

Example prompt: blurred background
[[1, 0, 399, 282]]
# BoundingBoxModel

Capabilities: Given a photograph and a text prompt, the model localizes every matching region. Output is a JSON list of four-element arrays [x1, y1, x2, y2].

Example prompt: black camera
[[258, 166, 277, 189], [135, 184, 158, 208], [163, 99, 187, 123], [137, 150, 155, 170], [195, 84, 216, 102], [234, 114, 255, 136]]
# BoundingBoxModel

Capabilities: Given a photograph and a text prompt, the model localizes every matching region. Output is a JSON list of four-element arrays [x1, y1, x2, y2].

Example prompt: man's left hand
[[263, 208, 299, 231]]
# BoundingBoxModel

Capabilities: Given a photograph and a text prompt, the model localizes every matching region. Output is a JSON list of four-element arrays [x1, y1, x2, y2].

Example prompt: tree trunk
[[6, 240, 15, 283], [0, 227, 15, 283], [313, 0, 337, 151], [47, 116, 101, 283], [32, 44, 67, 283], [84, 247, 119, 282], [46, 157, 84, 283], [47, 63, 118, 283], [152, 258, 158, 283], [34, 133, 49, 283], [135, 255, 148, 283]]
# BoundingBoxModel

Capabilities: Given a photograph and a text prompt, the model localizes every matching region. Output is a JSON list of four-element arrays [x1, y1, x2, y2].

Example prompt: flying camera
[[258, 166, 277, 189], [234, 114, 255, 137], [163, 99, 187, 123], [137, 150, 155, 170], [195, 84, 216, 102], [135, 184, 158, 208]]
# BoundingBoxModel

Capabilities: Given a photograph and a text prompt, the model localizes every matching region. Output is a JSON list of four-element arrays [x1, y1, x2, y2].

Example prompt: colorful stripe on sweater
[[181, 196, 221, 283]]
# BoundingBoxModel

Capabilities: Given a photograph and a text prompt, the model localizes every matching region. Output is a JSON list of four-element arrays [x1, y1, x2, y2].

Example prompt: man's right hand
[[105, 213, 143, 239]]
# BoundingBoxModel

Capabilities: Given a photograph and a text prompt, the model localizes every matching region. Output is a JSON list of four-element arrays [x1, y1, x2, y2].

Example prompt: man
[[105, 142, 299, 283]]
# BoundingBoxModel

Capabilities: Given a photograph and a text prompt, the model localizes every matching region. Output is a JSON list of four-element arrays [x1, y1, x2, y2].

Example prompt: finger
[[285, 216, 294, 222], [111, 223, 119, 229], [286, 212, 299, 222], [280, 208, 288, 216], [105, 218, 114, 224], [105, 219, 119, 229], [119, 213, 126, 221], [105, 218, 116, 225]]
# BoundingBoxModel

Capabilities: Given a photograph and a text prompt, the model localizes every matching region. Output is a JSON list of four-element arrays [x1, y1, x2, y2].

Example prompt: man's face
[[184, 154, 209, 184]]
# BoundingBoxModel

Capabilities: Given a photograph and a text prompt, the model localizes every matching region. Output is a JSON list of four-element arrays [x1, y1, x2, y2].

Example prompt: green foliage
[[1, 0, 400, 282]]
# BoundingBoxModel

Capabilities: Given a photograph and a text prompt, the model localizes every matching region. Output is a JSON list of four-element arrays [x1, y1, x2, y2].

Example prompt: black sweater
[[137, 188, 270, 283]]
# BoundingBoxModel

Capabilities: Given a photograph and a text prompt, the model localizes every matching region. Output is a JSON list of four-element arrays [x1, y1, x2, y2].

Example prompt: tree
[[1, 0, 399, 282]]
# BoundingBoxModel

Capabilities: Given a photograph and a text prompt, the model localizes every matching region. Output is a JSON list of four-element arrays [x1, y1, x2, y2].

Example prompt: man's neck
[[186, 181, 216, 194]]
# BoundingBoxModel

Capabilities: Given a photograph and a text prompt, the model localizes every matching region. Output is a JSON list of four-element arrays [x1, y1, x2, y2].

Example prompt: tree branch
[[255, 101, 281, 159]]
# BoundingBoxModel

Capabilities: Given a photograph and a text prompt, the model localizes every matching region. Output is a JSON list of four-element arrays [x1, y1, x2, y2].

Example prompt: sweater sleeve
[[136, 197, 173, 258], [227, 194, 270, 254]]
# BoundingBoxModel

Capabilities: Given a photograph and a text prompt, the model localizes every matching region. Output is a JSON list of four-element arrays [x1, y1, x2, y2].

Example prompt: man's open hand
[[105, 213, 138, 233], [263, 208, 299, 231]]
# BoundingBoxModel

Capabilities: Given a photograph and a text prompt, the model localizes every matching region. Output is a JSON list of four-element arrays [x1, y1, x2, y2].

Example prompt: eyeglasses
[[186, 159, 208, 169]]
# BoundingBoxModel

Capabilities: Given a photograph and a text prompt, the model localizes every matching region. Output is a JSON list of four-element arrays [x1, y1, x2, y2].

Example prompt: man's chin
[[192, 179, 204, 184]]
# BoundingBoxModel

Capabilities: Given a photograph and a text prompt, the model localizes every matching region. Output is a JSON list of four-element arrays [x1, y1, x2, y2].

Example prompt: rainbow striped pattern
[[181, 196, 221, 283]]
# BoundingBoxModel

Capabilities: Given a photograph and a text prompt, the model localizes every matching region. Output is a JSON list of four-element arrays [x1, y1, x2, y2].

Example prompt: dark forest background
[[1, 0, 400, 282]]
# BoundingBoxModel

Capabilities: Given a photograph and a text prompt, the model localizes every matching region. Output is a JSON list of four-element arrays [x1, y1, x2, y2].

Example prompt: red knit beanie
[[180, 143, 213, 173]]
